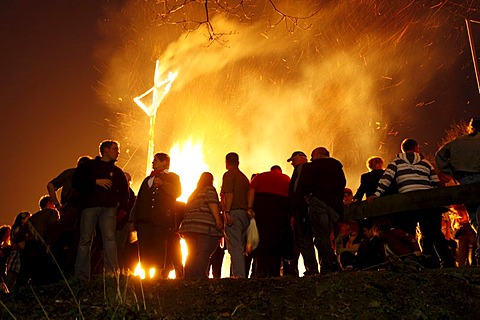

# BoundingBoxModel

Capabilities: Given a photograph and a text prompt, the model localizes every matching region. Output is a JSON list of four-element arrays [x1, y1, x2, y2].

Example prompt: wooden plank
[[343, 183, 480, 220]]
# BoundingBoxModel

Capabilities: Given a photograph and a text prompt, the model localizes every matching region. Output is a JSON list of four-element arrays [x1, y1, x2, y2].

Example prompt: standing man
[[221, 152, 250, 278], [47, 156, 91, 276], [129, 153, 181, 278], [297, 147, 346, 274], [72, 140, 129, 279], [287, 151, 319, 276], [436, 117, 480, 260]]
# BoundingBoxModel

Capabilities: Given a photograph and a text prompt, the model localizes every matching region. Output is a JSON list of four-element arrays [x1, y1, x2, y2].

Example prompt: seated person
[[377, 218, 420, 257], [355, 219, 386, 270]]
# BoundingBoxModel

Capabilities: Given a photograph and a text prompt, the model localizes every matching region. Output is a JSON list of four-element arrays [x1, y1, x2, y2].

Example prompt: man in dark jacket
[[130, 152, 182, 278], [288, 151, 319, 276], [72, 140, 129, 280], [297, 147, 346, 274]]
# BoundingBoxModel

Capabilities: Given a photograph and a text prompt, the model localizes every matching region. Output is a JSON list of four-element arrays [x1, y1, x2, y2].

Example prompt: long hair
[[12, 211, 30, 230], [188, 172, 214, 203]]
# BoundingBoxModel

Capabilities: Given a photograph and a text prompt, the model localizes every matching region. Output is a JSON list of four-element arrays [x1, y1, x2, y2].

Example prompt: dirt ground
[[1, 266, 480, 319]]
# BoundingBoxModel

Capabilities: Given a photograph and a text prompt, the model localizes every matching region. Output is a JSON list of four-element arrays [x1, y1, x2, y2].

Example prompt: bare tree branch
[[149, 0, 480, 42], [266, 0, 321, 32]]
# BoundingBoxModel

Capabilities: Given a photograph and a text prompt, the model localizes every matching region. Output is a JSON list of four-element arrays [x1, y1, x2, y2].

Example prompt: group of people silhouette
[[1, 118, 480, 291]]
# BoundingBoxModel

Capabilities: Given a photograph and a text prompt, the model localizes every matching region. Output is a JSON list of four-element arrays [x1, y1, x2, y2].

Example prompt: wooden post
[[343, 183, 480, 221]]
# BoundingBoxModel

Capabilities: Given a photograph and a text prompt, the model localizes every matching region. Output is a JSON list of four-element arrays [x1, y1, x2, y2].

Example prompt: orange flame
[[169, 137, 209, 202], [133, 238, 189, 280]]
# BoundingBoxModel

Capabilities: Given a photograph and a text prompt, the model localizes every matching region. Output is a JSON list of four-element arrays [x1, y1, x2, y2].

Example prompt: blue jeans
[[225, 209, 249, 278], [308, 199, 337, 273], [75, 207, 118, 279], [116, 225, 129, 270], [459, 174, 480, 257], [294, 209, 319, 275], [183, 233, 221, 279]]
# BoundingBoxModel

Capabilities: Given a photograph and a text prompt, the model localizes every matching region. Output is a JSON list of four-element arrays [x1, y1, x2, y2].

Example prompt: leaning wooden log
[[343, 182, 480, 221]]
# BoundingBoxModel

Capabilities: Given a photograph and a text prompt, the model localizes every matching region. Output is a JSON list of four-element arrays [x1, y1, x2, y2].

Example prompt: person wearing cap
[[287, 151, 319, 276], [297, 147, 346, 274], [436, 117, 480, 260]]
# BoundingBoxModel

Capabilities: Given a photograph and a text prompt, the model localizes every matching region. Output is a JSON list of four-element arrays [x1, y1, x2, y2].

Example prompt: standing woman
[[179, 172, 224, 279], [5, 211, 31, 291]]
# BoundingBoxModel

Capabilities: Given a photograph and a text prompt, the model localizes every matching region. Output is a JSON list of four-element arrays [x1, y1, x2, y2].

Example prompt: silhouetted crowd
[[1, 117, 480, 292]]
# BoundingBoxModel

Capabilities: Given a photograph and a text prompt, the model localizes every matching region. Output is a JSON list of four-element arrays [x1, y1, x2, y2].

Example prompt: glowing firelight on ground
[[133, 262, 156, 280], [169, 137, 210, 202], [132, 237, 189, 280]]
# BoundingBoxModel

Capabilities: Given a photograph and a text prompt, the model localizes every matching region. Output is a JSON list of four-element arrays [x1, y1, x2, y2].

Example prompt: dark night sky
[[1, 1, 480, 225], [0, 1, 116, 224]]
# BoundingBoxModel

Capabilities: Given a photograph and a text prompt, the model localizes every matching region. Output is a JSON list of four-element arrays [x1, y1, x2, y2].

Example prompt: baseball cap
[[287, 151, 307, 162]]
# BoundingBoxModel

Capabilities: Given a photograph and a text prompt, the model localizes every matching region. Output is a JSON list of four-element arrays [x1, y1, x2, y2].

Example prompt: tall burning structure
[[133, 60, 177, 177], [100, 0, 480, 197]]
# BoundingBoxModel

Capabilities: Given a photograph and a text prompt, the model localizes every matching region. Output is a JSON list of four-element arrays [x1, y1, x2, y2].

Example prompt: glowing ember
[[133, 238, 189, 280], [167, 270, 176, 279], [133, 261, 146, 279], [133, 262, 156, 280], [169, 137, 209, 202], [149, 268, 156, 279]]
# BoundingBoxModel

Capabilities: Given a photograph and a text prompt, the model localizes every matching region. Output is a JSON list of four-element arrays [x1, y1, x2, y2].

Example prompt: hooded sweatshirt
[[374, 152, 439, 197]]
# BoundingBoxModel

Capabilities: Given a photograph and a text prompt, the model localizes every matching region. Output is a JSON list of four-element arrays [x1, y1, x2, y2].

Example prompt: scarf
[[148, 169, 168, 188], [150, 169, 166, 177]]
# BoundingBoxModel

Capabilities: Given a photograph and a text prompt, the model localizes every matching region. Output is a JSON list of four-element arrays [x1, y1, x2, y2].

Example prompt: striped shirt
[[374, 152, 439, 197], [178, 186, 223, 237]]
